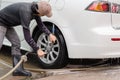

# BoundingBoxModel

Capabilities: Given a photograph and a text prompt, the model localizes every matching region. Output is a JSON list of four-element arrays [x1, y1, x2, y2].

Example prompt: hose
[[0, 53, 28, 80]]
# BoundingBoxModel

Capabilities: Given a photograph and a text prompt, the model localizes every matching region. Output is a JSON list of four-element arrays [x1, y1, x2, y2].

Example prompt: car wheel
[[34, 24, 68, 69]]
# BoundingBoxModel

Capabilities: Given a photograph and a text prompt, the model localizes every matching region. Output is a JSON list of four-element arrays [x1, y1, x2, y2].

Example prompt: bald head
[[37, 1, 52, 17]]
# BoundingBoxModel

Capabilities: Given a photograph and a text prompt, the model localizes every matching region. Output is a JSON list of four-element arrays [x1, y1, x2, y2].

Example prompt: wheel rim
[[37, 33, 60, 64]]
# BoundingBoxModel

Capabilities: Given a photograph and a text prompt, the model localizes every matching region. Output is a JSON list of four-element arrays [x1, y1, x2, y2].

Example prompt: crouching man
[[0, 1, 56, 76]]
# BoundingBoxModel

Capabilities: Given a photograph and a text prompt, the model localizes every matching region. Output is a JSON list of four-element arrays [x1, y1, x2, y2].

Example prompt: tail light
[[111, 38, 120, 41], [86, 1, 110, 12]]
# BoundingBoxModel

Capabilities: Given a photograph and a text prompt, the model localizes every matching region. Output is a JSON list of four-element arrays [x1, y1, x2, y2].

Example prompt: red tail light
[[86, 1, 110, 12], [111, 38, 120, 41]]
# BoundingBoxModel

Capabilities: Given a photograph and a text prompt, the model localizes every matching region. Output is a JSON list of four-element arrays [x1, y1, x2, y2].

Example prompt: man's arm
[[34, 15, 57, 43], [19, 7, 39, 52], [34, 15, 51, 35], [19, 6, 46, 57], [23, 27, 39, 52]]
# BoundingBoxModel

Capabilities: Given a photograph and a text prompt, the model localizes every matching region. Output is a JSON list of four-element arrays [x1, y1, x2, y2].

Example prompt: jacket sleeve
[[23, 27, 39, 52], [34, 15, 51, 35], [19, 7, 39, 52]]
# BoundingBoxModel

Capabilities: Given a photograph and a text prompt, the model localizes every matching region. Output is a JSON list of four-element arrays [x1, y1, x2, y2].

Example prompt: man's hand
[[37, 49, 45, 57], [49, 34, 57, 43]]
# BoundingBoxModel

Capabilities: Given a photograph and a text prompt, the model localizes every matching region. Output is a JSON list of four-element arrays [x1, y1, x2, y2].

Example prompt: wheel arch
[[32, 21, 69, 58]]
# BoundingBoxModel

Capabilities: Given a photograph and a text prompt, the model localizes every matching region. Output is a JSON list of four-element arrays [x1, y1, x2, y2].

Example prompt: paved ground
[[1, 46, 120, 80], [1, 62, 120, 80], [33, 66, 120, 80]]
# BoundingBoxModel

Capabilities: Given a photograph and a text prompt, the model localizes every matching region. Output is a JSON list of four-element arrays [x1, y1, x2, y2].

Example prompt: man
[[0, 1, 56, 76]]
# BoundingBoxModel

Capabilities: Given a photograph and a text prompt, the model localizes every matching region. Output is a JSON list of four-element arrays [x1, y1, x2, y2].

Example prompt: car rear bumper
[[68, 43, 120, 59]]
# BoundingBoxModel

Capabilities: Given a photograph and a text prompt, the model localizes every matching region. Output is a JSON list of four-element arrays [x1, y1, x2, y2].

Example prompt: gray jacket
[[0, 2, 51, 52]]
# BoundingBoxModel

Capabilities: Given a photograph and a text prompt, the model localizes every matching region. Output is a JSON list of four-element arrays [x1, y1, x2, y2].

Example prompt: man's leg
[[5, 28, 32, 76], [5, 28, 21, 56], [0, 26, 7, 49]]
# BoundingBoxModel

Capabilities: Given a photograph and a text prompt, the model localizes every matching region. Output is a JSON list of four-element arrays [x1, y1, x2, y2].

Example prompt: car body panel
[[1, 0, 120, 59]]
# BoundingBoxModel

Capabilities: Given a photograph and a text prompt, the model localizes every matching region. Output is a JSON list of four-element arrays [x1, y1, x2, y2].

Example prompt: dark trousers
[[0, 26, 21, 55]]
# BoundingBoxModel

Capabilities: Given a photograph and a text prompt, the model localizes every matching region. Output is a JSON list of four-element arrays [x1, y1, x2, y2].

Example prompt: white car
[[1, 0, 120, 68]]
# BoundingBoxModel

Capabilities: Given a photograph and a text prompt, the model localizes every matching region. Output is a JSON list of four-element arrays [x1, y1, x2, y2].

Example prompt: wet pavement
[[1, 46, 120, 80], [39, 66, 120, 80]]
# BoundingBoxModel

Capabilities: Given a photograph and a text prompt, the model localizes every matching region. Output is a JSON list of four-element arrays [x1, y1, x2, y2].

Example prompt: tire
[[34, 24, 68, 69]]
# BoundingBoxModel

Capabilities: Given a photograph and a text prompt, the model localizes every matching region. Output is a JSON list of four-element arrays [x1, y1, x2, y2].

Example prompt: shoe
[[12, 55, 32, 76]]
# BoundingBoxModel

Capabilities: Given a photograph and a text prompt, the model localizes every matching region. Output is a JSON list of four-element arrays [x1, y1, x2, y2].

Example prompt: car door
[[0, 0, 25, 42], [0, 0, 49, 42], [0, 0, 38, 9], [109, 0, 120, 29], [0, 0, 38, 42]]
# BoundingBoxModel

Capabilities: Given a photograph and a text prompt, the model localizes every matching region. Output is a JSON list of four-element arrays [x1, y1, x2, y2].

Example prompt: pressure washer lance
[[0, 52, 29, 80]]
